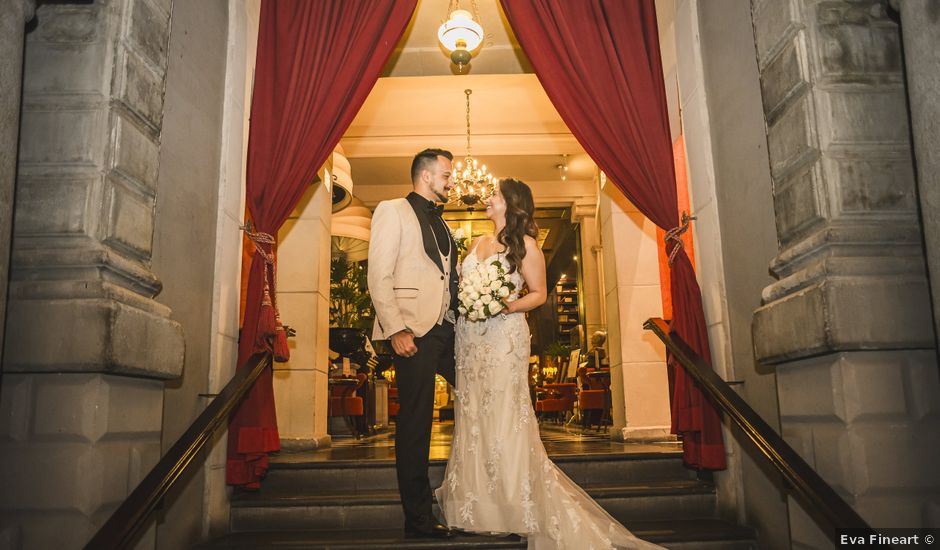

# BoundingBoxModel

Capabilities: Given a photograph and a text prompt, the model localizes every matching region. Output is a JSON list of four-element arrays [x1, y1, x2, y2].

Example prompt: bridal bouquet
[[451, 227, 468, 258], [457, 259, 517, 321]]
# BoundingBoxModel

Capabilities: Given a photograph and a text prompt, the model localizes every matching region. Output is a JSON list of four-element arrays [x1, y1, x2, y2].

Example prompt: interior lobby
[[0, 1, 938, 549]]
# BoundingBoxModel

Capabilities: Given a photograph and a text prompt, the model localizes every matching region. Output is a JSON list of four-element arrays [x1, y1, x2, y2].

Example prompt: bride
[[436, 178, 662, 549]]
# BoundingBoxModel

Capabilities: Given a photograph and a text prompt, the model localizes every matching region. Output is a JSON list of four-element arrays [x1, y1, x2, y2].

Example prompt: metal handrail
[[643, 317, 876, 540], [84, 353, 273, 549]]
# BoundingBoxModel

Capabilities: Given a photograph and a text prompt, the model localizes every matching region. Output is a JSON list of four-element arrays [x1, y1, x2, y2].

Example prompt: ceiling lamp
[[450, 89, 495, 209], [437, 1, 484, 71], [556, 154, 569, 181], [332, 197, 372, 263], [331, 145, 353, 212]]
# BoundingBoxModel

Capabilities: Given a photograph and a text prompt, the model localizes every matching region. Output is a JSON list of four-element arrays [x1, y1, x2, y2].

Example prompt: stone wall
[[0, 0, 35, 362], [0, 0, 182, 548], [698, 0, 791, 546], [895, 0, 940, 356], [151, 1, 228, 548], [749, 0, 940, 546]]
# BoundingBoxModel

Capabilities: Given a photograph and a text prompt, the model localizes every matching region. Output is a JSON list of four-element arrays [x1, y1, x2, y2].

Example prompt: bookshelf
[[554, 277, 580, 345]]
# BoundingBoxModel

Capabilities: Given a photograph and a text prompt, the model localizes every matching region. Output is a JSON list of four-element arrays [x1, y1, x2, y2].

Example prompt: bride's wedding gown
[[436, 252, 662, 550]]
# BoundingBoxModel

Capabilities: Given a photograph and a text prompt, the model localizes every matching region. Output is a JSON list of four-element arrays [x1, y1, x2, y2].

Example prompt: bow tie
[[426, 202, 444, 217]]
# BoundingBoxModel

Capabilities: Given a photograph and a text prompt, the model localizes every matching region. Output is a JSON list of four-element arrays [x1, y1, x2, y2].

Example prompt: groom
[[367, 148, 459, 539]]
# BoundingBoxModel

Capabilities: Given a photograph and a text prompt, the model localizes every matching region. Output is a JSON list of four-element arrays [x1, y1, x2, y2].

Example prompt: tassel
[[273, 327, 290, 362], [258, 274, 278, 348]]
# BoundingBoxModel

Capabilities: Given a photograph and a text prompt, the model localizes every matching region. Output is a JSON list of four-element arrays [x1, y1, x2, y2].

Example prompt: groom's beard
[[433, 189, 449, 203]]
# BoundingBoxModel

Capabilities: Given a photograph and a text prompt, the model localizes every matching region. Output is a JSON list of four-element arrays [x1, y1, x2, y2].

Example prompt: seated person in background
[[585, 330, 608, 371]]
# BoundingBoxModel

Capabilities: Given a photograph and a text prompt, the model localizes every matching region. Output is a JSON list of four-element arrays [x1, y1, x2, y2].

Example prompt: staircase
[[200, 445, 758, 549]]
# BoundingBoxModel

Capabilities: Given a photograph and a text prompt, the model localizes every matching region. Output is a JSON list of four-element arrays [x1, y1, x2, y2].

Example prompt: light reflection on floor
[[272, 421, 681, 464]]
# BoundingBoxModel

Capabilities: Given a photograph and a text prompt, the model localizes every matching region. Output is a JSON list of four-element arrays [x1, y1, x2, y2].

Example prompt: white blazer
[[367, 198, 451, 340]]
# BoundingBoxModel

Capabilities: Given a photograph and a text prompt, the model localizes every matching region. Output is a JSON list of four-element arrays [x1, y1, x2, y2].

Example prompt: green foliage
[[544, 340, 571, 360], [329, 257, 374, 330]]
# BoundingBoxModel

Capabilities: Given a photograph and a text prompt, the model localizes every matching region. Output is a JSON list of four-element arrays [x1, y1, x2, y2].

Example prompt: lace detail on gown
[[435, 253, 663, 550]]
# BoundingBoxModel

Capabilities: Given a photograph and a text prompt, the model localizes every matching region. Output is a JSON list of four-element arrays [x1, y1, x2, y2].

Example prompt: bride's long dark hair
[[496, 178, 539, 274]]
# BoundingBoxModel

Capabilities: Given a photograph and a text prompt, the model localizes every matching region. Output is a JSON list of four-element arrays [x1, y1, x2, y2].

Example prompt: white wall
[[674, 0, 790, 546], [201, 0, 260, 539]]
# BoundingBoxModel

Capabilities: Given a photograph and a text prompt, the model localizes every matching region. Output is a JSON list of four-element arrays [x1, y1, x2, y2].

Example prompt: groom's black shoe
[[404, 522, 456, 539]]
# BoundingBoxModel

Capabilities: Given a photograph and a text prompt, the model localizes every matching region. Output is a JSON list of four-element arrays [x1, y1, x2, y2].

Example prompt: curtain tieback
[[664, 212, 696, 266], [240, 223, 288, 348], [240, 223, 276, 265]]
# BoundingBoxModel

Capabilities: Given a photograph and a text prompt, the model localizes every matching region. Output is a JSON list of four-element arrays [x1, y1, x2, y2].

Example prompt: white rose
[[458, 305, 467, 315], [481, 294, 492, 305], [489, 301, 503, 314], [498, 286, 510, 298], [489, 280, 501, 291], [453, 228, 465, 240], [473, 299, 483, 309], [468, 311, 479, 321], [469, 290, 480, 301]]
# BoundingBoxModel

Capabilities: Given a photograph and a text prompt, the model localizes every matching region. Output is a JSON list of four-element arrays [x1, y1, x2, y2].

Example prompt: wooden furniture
[[328, 374, 366, 438], [554, 278, 579, 344], [577, 366, 610, 431], [388, 385, 400, 419], [535, 382, 577, 423]]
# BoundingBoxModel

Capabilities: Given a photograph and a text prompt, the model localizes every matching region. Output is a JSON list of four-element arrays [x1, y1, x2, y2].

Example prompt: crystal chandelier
[[450, 89, 495, 209]]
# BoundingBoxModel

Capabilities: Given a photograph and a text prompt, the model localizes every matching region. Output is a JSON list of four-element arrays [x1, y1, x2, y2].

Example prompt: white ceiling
[[341, 73, 593, 196], [339, 0, 679, 204]]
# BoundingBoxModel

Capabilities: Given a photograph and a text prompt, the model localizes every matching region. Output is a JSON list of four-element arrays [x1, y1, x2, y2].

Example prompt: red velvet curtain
[[502, 0, 726, 469], [227, 0, 417, 488]]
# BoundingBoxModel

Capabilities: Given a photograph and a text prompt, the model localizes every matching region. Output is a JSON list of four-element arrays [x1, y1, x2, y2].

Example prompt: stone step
[[229, 480, 716, 533], [200, 519, 757, 549], [262, 452, 695, 495]]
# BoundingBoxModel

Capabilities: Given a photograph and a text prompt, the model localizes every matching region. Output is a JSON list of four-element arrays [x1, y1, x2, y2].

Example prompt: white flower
[[452, 228, 465, 240], [468, 311, 479, 321], [487, 265, 499, 278], [489, 280, 501, 291], [473, 299, 483, 309], [481, 294, 492, 305], [458, 305, 467, 315], [498, 286, 510, 298], [489, 301, 504, 314]]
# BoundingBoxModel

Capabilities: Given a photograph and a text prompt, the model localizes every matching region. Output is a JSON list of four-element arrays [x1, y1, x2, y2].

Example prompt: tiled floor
[[271, 421, 680, 464]]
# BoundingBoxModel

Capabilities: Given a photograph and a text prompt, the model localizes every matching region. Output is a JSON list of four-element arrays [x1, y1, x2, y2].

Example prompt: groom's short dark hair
[[411, 148, 453, 184]]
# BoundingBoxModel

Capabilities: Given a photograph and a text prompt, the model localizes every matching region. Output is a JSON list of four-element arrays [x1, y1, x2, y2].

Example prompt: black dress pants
[[392, 321, 456, 530]]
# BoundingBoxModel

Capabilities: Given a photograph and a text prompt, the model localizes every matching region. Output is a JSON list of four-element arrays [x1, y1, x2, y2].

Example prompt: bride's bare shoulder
[[469, 233, 495, 251]]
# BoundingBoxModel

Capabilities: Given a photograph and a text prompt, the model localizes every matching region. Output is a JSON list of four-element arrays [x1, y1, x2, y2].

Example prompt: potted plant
[[329, 257, 374, 356]]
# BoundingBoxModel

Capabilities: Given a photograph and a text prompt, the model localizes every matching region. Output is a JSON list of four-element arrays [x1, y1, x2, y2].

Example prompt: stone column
[[750, 0, 940, 546], [598, 178, 672, 441], [0, 0, 35, 363], [274, 173, 332, 450], [0, 1, 183, 549], [894, 0, 940, 354]]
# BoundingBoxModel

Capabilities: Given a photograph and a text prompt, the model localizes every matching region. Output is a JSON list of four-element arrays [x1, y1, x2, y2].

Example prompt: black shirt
[[407, 192, 451, 255], [406, 192, 460, 315]]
